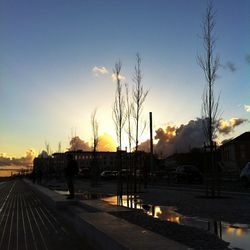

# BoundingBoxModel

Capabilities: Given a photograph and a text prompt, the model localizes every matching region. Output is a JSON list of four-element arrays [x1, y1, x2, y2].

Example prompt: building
[[220, 132, 250, 173], [33, 150, 136, 177]]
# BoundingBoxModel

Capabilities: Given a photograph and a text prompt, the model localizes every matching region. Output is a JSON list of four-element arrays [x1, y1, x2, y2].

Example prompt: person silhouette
[[64, 154, 79, 199]]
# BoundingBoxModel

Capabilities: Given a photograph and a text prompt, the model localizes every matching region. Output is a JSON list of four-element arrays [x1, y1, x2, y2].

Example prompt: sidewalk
[[26, 179, 189, 250], [0, 180, 91, 250], [26, 178, 235, 249]]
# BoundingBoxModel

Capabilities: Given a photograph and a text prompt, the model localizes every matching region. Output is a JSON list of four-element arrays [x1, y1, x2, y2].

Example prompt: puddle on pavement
[[102, 195, 250, 250], [54, 190, 250, 250]]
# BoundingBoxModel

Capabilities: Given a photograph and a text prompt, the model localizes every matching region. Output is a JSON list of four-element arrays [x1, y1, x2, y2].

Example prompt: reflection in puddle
[[102, 195, 142, 209], [103, 195, 250, 250]]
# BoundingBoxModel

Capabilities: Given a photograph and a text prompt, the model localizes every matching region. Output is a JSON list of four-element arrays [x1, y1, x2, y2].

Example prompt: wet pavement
[[102, 195, 250, 250], [43, 178, 250, 249], [0, 180, 92, 250]]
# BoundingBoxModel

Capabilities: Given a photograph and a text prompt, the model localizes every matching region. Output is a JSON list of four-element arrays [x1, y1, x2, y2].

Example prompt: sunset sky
[[0, 0, 249, 158]]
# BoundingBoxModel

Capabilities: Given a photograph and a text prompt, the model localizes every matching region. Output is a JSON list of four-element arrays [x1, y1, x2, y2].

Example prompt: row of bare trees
[[87, 53, 149, 158], [112, 54, 149, 206], [112, 53, 149, 153]]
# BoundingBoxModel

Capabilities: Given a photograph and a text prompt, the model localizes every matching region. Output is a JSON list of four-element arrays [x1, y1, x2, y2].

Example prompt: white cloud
[[111, 73, 126, 82], [244, 105, 250, 112], [92, 66, 108, 76]]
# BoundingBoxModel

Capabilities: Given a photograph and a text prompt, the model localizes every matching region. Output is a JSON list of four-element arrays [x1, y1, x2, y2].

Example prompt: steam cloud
[[138, 117, 247, 157]]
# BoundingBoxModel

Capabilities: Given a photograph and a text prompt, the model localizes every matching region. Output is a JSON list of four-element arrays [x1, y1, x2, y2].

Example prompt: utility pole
[[149, 112, 154, 175]]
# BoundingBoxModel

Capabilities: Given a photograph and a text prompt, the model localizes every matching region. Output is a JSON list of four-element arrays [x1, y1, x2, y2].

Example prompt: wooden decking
[[0, 180, 91, 250]]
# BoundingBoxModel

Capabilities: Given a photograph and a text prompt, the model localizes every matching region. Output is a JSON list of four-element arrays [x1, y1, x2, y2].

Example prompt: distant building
[[33, 150, 149, 177], [220, 132, 250, 173]]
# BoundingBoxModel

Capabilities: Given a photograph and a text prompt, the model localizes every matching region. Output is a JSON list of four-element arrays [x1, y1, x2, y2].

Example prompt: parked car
[[112, 171, 119, 177], [100, 171, 114, 179], [240, 162, 250, 187], [174, 165, 203, 184], [118, 169, 130, 178]]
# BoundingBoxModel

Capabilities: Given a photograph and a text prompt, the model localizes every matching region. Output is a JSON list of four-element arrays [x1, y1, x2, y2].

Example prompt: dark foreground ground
[[44, 178, 250, 250], [3, 177, 249, 250], [0, 180, 92, 250]]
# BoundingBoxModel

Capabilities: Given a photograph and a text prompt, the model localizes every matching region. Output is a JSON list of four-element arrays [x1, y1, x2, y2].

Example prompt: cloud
[[155, 126, 176, 142], [138, 117, 248, 157], [217, 118, 247, 135], [138, 139, 151, 152], [0, 149, 36, 166], [25, 149, 36, 162], [246, 54, 250, 64], [92, 66, 108, 76], [139, 119, 206, 157], [69, 136, 91, 151], [244, 105, 250, 112], [223, 62, 236, 72], [111, 73, 125, 82], [68, 134, 116, 152]]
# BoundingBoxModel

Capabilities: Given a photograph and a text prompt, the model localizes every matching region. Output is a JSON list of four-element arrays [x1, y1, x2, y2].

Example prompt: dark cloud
[[246, 54, 250, 64], [217, 118, 247, 135], [139, 119, 206, 157], [138, 117, 247, 157], [138, 140, 151, 152], [69, 134, 116, 152], [0, 149, 36, 166], [223, 62, 236, 72], [69, 136, 91, 151]]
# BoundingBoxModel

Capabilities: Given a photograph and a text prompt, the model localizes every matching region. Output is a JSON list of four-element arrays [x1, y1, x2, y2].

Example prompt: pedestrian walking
[[64, 154, 79, 199]]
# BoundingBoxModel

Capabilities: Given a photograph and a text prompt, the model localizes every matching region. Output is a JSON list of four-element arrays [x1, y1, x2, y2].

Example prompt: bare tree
[[125, 83, 133, 153], [197, 1, 220, 145], [91, 108, 99, 153], [58, 142, 62, 153], [132, 53, 149, 152], [90, 109, 99, 186], [45, 141, 51, 155], [112, 61, 126, 150], [197, 1, 220, 196]]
